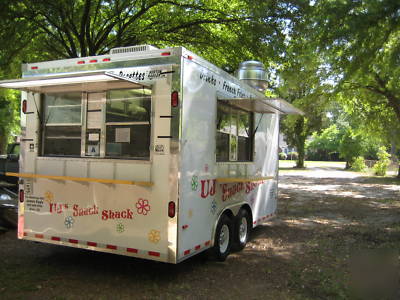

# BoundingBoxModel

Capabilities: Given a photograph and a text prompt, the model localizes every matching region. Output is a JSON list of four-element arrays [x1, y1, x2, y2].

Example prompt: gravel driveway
[[1, 166, 399, 299]]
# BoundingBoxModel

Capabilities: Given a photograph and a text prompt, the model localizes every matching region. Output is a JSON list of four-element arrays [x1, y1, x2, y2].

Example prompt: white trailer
[[0, 46, 302, 263]]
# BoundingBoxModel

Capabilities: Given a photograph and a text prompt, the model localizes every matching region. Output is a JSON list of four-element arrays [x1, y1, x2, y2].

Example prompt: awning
[[0, 71, 150, 93], [218, 97, 303, 115]]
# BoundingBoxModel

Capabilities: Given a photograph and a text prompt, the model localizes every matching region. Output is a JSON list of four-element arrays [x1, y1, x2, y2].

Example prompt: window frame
[[41, 92, 84, 158], [40, 87, 153, 161], [103, 88, 152, 160]]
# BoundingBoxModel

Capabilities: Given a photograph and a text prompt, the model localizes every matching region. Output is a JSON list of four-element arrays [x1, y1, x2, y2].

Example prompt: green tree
[[306, 124, 342, 161], [338, 127, 367, 169], [276, 44, 332, 168], [374, 146, 391, 176], [0, 89, 19, 153], [308, 0, 400, 177], [5, 0, 250, 59]]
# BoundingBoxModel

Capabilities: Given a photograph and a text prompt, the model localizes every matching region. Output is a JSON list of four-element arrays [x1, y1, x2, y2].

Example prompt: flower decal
[[191, 176, 199, 191], [64, 216, 74, 229], [148, 229, 161, 244], [136, 198, 151, 215], [210, 199, 217, 215], [116, 222, 125, 233], [44, 191, 54, 204]]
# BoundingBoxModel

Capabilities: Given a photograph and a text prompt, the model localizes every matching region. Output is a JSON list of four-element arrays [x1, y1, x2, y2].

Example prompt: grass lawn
[[279, 160, 346, 169]]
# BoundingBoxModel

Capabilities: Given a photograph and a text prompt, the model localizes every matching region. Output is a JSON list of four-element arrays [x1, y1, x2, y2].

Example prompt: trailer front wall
[[19, 64, 178, 262]]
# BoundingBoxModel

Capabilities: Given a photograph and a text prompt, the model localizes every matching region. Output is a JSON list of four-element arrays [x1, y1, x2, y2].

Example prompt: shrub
[[373, 146, 391, 176], [279, 152, 287, 160], [288, 151, 298, 160], [351, 156, 367, 172]]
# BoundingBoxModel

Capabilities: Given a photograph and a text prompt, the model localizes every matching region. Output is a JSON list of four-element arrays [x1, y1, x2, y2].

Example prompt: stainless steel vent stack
[[236, 61, 268, 92]]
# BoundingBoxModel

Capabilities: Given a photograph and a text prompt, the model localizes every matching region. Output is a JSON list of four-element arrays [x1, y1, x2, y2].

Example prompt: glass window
[[40, 88, 152, 160], [216, 102, 253, 162], [238, 111, 252, 161], [216, 104, 231, 162], [105, 88, 151, 159], [44, 93, 82, 124], [42, 93, 82, 157], [106, 89, 151, 123], [106, 125, 150, 158]]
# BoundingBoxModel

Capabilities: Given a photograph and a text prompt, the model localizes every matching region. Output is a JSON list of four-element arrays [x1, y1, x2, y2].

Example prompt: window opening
[[105, 88, 151, 159], [42, 92, 82, 157], [40, 87, 152, 160], [216, 102, 253, 162]]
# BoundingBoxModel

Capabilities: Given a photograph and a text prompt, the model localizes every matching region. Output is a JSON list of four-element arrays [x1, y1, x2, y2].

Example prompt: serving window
[[105, 89, 151, 159], [41, 87, 152, 160], [216, 102, 253, 162]]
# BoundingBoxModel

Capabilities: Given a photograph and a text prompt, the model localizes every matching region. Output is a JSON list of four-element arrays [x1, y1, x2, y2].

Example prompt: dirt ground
[[1, 165, 399, 299]]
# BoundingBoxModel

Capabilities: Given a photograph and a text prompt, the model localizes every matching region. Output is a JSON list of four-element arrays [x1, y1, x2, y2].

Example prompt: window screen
[[216, 102, 253, 162]]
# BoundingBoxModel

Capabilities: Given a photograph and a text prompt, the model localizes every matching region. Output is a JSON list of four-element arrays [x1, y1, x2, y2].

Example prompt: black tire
[[233, 208, 252, 251], [212, 214, 233, 261]]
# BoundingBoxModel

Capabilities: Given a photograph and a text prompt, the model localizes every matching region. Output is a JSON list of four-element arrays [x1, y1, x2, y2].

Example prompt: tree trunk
[[295, 133, 307, 168], [296, 142, 305, 168], [293, 117, 307, 168], [397, 164, 400, 178]]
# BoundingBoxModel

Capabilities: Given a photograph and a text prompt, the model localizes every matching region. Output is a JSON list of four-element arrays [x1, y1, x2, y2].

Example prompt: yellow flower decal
[[44, 191, 54, 204], [148, 229, 161, 244]]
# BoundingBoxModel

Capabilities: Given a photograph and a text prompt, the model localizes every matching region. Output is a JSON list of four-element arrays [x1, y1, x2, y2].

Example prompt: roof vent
[[236, 61, 268, 92], [110, 45, 159, 55]]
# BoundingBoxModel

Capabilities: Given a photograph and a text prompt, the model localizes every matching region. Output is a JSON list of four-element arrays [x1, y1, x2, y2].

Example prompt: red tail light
[[22, 100, 27, 114], [171, 91, 179, 107], [161, 52, 171, 56], [168, 201, 175, 218], [19, 190, 24, 203]]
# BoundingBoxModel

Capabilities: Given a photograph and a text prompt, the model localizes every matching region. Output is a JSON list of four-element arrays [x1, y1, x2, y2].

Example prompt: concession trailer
[[0, 45, 302, 263]]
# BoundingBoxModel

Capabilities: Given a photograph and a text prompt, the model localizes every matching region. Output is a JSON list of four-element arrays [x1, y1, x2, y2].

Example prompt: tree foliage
[[0, 90, 19, 153], [374, 146, 391, 176], [306, 125, 341, 161], [308, 0, 400, 176], [5, 0, 245, 58], [276, 43, 333, 168]]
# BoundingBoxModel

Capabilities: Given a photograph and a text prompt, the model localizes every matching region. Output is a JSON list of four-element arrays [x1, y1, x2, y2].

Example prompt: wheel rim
[[239, 217, 248, 244], [219, 224, 230, 253]]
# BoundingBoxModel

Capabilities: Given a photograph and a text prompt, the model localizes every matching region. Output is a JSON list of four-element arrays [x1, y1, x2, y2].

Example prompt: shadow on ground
[[1, 169, 399, 299]]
